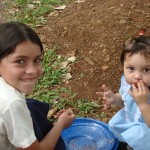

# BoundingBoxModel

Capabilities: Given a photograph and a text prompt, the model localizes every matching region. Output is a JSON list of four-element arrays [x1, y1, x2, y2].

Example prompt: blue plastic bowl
[[61, 118, 119, 150]]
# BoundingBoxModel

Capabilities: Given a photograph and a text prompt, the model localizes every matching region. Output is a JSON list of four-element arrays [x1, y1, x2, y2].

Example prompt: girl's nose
[[134, 72, 142, 80], [26, 64, 37, 74]]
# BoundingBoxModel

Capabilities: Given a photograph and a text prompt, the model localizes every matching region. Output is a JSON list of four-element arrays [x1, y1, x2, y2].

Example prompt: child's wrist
[[139, 103, 150, 111], [55, 120, 65, 130]]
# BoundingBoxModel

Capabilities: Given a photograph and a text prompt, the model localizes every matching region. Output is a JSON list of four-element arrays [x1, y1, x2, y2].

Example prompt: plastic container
[[61, 118, 119, 150]]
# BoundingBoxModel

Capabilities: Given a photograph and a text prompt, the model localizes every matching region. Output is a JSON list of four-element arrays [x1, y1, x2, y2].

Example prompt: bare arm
[[18, 111, 75, 150], [139, 104, 150, 128], [112, 93, 124, 107]]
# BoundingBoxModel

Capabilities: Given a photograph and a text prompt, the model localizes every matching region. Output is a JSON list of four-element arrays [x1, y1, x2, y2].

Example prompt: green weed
[[29, 47, 67, 103], [76, 99, 100, 117], [9, 0, 72, 26]]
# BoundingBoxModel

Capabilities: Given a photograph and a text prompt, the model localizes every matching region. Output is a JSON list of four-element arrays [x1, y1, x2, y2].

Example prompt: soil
[[1, 0, 150, 122]]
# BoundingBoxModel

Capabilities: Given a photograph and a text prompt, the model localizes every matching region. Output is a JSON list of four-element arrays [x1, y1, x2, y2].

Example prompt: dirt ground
[[1, 0, 150, 121], [38, 0, 150, 121]]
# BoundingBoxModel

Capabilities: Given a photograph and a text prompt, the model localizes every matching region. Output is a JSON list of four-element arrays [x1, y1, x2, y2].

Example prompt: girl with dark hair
[[0, 22, 75, 150], [97, 34, 150, 150]]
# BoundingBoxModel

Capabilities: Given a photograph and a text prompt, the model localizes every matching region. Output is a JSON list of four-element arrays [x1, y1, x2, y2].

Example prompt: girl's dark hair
[[120, 36, 150, 65], [0, 22, 43, 61]]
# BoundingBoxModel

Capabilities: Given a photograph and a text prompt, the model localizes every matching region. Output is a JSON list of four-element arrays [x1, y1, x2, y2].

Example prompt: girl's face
[[124, 53, 150, 87], [0, 40, 43, 93]]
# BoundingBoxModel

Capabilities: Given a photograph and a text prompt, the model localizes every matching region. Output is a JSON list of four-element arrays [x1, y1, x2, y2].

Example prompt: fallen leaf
[[55, 5, 66, 10], [47, 107, 58, 118]]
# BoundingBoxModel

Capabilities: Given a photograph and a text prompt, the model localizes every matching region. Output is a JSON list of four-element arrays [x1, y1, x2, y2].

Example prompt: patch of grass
[[29, 46, 67, 103], [6, 0, 101, 118], [28, 47, 100, 116], [9, 0, 72, 27], [76, 99, 100, 117]]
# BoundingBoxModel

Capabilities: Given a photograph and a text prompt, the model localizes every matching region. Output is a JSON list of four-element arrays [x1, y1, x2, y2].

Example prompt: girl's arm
[[18, 111, 75, 150], [112, 93, 124, 107], [139, 104, 150, 128]]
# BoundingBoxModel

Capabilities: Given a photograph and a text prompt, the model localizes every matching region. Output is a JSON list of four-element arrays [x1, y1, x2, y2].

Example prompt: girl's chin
[[18, 87, 34, 93]]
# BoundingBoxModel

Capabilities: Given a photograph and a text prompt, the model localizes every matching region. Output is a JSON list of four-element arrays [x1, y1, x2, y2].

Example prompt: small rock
[[27, 4, 34, 9], [102, 65, 109, 71], [119, 20, 127, 24], [67, 66, 72, 73], [61, 61, 69, 69], [63, 73, 72, 81], [55, 5, 66, 10], [92, 42, 99, 47], [74, 0, 85, 3], [103, 57, 110, 63], [89, 51, 93, 54], [85, 58, 94, 65], [67, 56, 76, 63]]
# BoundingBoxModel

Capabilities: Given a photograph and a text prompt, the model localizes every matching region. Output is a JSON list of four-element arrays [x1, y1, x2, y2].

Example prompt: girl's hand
[[54, 110, 66, 118], [54, 108, 74, 118], [55, 109, 75, 129], [96, 85, 115, 110], [128, 80, 150, 107]]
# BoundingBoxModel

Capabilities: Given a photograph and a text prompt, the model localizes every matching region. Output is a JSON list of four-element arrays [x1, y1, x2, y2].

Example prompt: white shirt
[[0, 77, 36, 150]]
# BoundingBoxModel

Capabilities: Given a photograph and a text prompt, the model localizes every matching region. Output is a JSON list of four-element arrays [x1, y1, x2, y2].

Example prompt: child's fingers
[[102, 84, 109, 92], [103, 102, 110, 110], [103, 103, 107, 110], [132, 83, 138, 92], [55, 108, 74, 119], [54, 110, 65, 118], [137, 82, 143, 92], [128, 89, 133, 96], [66, 108, 73, 115], [96, 84, 110, 97], [134, 81, 145, 92], [140, 80, 147, 91], [96, 91, 104, 97], [102, 98, 111, 110], [103, 91, 111, 100]]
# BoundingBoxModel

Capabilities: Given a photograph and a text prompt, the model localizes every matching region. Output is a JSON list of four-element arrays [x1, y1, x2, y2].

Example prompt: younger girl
[[0, 22, 75, 150], [97, 35, 150, 150]]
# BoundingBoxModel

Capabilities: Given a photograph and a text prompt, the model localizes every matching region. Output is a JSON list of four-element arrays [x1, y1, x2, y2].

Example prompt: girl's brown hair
[[0, 22, 43, 61], [120, 36, 150, 65]]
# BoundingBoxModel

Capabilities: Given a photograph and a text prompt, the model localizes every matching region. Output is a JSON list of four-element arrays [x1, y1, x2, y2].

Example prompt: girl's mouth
[[21, 78, 36, 83], [133, 83, 138, 88]]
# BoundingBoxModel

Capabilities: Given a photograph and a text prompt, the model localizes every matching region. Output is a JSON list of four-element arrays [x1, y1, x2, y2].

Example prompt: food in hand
[[47, 107, 58, 118], [133, 83, 138, 88], [66, 108, 73, 115]]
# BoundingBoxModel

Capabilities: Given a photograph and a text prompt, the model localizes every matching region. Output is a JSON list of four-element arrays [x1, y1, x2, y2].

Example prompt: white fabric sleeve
[[3, 100, 36, 148]]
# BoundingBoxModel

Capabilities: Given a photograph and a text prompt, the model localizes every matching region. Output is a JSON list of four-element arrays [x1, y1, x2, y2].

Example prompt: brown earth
[[1, 0, 150, 122], [37, 0, 150, 121]]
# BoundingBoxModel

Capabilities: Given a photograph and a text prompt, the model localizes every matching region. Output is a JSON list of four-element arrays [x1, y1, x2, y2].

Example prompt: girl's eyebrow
[[144, 65, 150, 67], [14, 54, 43, 59], [35, 54, 43, 58]]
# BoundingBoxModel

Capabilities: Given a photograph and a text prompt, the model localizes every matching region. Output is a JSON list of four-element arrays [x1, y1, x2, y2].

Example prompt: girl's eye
[[144, 68, 150, 72], [16, 60, 25, 64], [127, 67, 134, 71], [35, 58, 42, 63]]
